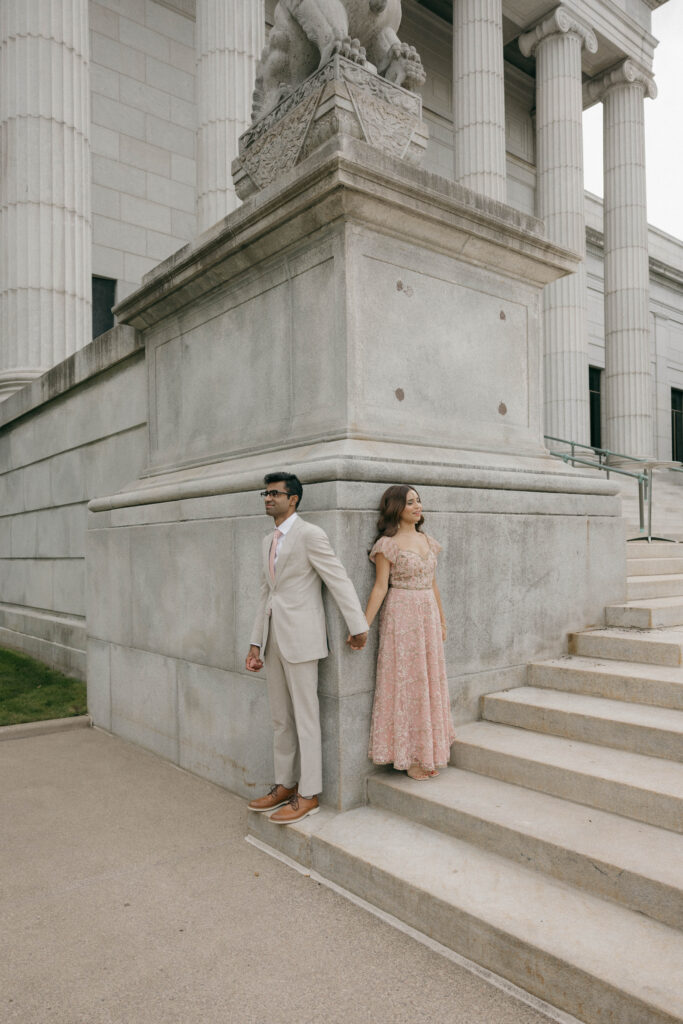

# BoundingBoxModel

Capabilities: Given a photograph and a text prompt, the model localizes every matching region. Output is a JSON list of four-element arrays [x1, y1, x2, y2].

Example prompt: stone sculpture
[[252, 0, 426, 122], [232, 0, 429, 200]]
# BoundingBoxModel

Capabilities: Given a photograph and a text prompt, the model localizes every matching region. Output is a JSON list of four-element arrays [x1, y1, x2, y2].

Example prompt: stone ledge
[[0, 325, 143, 430], [0, 715, 92, 742]]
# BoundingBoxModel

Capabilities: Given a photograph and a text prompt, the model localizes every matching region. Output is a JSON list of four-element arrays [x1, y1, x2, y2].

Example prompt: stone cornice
[[586, 59, 657, 104], [518, 5, 598, 58]]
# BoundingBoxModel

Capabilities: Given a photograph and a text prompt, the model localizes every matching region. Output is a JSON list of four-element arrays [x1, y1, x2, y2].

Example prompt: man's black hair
[[264, 472, 303, 509]]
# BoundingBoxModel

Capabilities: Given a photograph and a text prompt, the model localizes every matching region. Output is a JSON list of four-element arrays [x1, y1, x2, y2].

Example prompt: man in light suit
[[246, 472, 368, 823]]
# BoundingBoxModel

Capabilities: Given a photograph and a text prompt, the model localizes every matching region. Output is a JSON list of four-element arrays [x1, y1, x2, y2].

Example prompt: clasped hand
[[346, 631, 368, 651]]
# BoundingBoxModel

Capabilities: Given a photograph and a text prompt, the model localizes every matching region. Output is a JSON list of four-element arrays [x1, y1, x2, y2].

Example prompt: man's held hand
[[245, 645, 264, 672], [346, 631, 368, 651]]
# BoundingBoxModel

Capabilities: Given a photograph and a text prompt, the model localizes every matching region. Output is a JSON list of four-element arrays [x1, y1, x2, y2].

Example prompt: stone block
[[91, 32, 145, 81], [145, 56, 193, 101], [10, 512, 38, 557], [320, 690, 375, 810], [0, 519, 11, 558], [82, 427, 147, 502], [120, 133, 171, 175], [86, 528, 133, 645], [94, 214, 147, 256], [92, 154, 147, 196], [53, 559, 86, 616], [146, 114, 195, 157], [110, 644, 179, 762], [119, 16, 171, 62], [50, 448, 86, 505], [1, 559, 27, 605], [87, 638, 112, 729], [23, 560, 54, 610], [90, 124, 120, 161], [0, 469, 23, 515], [178, 661, 273, 797], [144, 2, 194, 46], [129, 519, 236, 669], [92, 183, 121, 220], [90, 62, 119, 101], [145, 172, 195, 213], [169, 96, 196, 131]]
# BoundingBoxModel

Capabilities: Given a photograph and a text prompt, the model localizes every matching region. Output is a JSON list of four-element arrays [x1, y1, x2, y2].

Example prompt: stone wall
[[0, 327, 147, 677]]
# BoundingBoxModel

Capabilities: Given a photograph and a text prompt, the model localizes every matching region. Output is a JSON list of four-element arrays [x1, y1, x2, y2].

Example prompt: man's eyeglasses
[[260, 489, 290, 498]]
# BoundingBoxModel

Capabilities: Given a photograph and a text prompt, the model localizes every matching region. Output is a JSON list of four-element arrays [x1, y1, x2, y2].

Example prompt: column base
[[0, 370, 47, 403]]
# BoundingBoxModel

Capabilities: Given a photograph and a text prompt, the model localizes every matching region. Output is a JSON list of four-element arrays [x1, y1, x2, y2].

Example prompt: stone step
[[606, 596, 683, 628], [453, 721, 683, 832], [311, 807, 683, 1024], [627, 573, 683, 600], [569, 627, 683, 666], [481, 686, 683, 761], [627, 556, 683, 575], [626, 541, 683, 560], [367, 768, 683, 930], [528, 656, 683, 711]]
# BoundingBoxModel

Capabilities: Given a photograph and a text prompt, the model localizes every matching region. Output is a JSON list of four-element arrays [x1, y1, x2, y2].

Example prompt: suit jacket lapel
[[273, 516, 302, 582]]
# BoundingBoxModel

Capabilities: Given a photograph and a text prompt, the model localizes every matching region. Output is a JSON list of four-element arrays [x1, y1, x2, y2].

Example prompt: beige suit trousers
[[264, 617, 322, 797]]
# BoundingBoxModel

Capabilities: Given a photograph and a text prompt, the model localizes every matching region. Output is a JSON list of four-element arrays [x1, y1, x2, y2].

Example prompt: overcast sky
[[583, 2, 683, 245]]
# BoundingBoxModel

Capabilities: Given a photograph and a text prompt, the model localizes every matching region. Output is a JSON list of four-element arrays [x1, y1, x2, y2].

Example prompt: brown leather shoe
[[269, 793, 319, 825], [248, 784, 296, 812]]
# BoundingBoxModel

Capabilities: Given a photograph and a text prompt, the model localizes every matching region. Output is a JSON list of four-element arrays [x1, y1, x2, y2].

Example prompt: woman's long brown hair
[[372, 485, 424, 546]]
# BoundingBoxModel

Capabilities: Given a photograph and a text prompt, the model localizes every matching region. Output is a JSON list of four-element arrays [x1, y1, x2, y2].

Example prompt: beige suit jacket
[[250, 517, 368, 663]]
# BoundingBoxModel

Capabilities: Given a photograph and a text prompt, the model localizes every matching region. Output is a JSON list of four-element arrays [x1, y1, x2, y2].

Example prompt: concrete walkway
[[0, 727, 561, 1024]]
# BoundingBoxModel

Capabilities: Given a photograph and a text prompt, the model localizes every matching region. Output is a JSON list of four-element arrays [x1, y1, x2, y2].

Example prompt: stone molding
[[118, 136, 576, 332], [586, 59, 657, 105], [518, 5, 598, 58]]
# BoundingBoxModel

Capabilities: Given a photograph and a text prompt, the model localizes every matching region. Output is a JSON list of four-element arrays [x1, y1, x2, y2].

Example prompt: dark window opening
[[92, 276, 117, 339], [589, 366, 602, 450], [672, 388, 683, 462]]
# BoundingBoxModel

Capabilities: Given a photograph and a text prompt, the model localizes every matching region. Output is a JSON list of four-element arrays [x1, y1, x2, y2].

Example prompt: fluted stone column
[[196, 0, 265, 233], [520, 8, 597, 445], [453, 0, 507, 201], [0, 0, 91, 400], [588, 62, 656, 458]]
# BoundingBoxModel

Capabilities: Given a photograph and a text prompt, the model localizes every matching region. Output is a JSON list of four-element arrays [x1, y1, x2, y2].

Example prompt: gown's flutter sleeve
[[369, 535, 400, 564], [425, 534, 442, 556]]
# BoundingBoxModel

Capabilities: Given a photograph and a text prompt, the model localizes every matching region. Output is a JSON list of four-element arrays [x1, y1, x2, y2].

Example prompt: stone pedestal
[[0, 0, 91, 400], [520, 8, 597, 446], [232, 55, 429, 201], [589, 62, 656, 459], [87, 136, 624, 811], [453, 0, 507, 202], [195, 0, 265, 231]]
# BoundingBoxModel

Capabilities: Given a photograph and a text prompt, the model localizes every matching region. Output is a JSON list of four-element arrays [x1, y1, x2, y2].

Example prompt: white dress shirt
[[272, 512, 298, 570]]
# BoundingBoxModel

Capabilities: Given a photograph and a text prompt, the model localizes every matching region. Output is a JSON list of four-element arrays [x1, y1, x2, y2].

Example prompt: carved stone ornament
[[232, 54, 429, 201], [586, 59, 657, 105], [518, 5, 598, 57]]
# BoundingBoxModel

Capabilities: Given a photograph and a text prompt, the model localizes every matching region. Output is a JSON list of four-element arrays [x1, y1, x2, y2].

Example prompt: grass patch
[[0, 648, 87, 727]]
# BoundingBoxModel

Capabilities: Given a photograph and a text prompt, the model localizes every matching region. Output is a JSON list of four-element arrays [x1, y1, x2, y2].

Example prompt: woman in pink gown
[[362, 485, 455, 781]]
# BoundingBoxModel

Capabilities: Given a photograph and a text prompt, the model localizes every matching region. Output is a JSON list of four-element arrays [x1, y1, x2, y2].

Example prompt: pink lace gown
[[368, 534, 456, 771]]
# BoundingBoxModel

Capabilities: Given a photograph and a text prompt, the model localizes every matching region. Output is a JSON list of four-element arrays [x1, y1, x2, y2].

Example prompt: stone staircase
[[250, 540, 683, 1024]]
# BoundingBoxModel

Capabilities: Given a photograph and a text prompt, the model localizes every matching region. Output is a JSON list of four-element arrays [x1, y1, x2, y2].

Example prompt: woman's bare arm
[[364, 552, 391, 628]]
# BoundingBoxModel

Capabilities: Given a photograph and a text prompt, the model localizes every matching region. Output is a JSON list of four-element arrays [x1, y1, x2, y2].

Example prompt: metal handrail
[[544, 435, 655, 538]]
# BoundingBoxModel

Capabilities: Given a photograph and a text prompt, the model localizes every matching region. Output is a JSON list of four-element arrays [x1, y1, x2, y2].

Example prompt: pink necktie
[[269, 528, 283, 580]]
